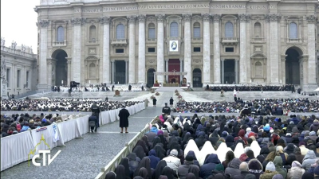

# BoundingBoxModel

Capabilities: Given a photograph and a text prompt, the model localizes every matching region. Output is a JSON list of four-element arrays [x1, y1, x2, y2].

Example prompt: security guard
[[162, 103, 171, 115], [91, 102, 101, 128]]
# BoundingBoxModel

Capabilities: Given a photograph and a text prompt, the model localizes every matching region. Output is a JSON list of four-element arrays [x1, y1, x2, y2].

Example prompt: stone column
[[221, 59, 224, 84], [235, 60, 239, 84], [202, 13, 211, 85], [36, 20, 50, 90], [306, 15, 317, 90], [165, 60, 169, 83], [180, 59, 183, 85], [156, 14, 165, 84], [128, 16, 136, 84], [47, 58, 53, 87], [71, 18, 84, 83], [138, 15, 146, 84], [239, 14, 249, 84], [266, 14, 281, 84], [125, 60, 128, 84], [66, 57, 72, 86], [183, 14, 192, 86], [111, 60, 115, 84], [100, 17, 111, 84], [212, 14, 221, 84], [1, 56, 8, 99], [281, 55, 287, 85]]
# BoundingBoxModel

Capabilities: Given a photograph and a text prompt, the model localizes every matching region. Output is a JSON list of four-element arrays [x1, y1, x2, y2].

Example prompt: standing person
[[169, 97, 174, 107], [119, 105, 130, 133], [91, 102, 101, 128], [233, 89, 238, 102], [162, 103, 171, 115], [88, 113, 98, 133], [128, 84, 132, 91], [112, 85, 114, 91], [153, 97, 157, 106]]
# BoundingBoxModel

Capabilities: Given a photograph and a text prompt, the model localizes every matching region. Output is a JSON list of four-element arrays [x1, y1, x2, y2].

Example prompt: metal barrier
[[95, 117, 157, 179]]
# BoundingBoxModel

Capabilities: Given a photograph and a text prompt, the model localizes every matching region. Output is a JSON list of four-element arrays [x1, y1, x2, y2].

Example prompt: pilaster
[[65, 57, 72, 86], [100, 17, 111, 84], [202, 13, 211, 85], [306, 15, 317, 90], [183, 14, 192, 86], [239, 14, 250, 84], [138, 15, 146, 84], [128, 15, 136, 84], [213, 14, 221, 84], [71, 18, 84, 83], [156, 14, 165, 84]]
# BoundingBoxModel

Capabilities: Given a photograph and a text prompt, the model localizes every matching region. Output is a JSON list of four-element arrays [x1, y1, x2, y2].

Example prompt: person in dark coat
[[200, 153, 221, 179], [148, 149, 160, 169], [91, 102, 101, 128], [114, 165, 127, 179], [153, 97, 157, 106], [128, 84, 132, 91], [88, 113, 99, 133], [169, 97, 174, 106], [154, 160, 167, 179], [119, 105, 130, 133]]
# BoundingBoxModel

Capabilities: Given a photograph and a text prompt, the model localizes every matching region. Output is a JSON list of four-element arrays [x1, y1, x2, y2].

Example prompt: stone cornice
[[70, 18, 85, 25], [37, 20, 50, 28], [202, 13, 210, 21], [99, 17, 110, 24], [182, 14, 192, 22], [265, 14, 281, 22]]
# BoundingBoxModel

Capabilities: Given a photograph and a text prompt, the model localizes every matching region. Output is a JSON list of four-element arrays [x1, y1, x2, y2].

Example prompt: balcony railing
[[192, 38, 202, 41], [287, 38, 302, 43], [147, 38, 156, 42], [53, 40, 67, 47], [111, 39, 127, 47], [221, 37, 239, 44], [89, 39, 98, 43], [251, 37, 265, 42]]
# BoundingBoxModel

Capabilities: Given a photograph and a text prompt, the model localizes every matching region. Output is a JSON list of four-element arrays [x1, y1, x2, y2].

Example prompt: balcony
[[111, 39, 127, 47], [287, 38, 302, 43], [147, 38, 156, 43], [221, 38, 239, 45], [192, 38, 202, 41], [251, 37, 265, 43], [53, 41, 67, 47], [88, 39, 98, 44]]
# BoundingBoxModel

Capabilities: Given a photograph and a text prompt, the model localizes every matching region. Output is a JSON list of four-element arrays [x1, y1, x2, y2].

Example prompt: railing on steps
[[95, 116, 157, 179]]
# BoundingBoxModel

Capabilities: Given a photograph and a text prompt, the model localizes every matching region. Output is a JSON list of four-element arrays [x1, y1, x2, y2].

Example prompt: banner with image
[[169, 40, 178, 52]]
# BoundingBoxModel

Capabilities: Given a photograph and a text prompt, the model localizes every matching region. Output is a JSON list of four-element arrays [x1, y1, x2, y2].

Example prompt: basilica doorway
[[168, 59, 180, 84], [286, 48, 301, 85], [223, 59, 236, 84], [147, 68, 155, 87], [193, 68, 202, 87], [115, 60, 126, 84], [53, 49, 68, 86]]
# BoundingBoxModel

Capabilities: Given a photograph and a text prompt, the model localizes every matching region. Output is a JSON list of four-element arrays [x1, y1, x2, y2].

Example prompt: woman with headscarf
[[185, 151, 200, 167], [224, 158, 242, 178], [154, 160, 167, 179], [148, 149, 160, 169], [127, 153, 141, 176], [188, 165, 200, 178], [133, 145, 146, 160], [114, 165, 127, 179], [248, 158, 263, 179], [273, 156, 287, 179], [152, 136, 163, 149], [263, 151, 276, 171], [276, 146, 288, 166], [200, 153, 221, 179], [195, 131, 206, 149], [137, 167, 149, 179], [153, 144, 166, 160], [294, 147, 305, 164], [235, 129, 248, 145], [134, 157, 152, 179], [285, 143, 295, 155], [284, 154, 296, 170], [142, 136, 151, 150], [161, 166, 177, 179], [104, 171, 116, 179], [181, 132, 192, 149], [222, 150, 235, 169], [119, 157, 131, 179], [225, 135, 235, 148], [287, 161, 305, 179], [136, 139, 149, 154]]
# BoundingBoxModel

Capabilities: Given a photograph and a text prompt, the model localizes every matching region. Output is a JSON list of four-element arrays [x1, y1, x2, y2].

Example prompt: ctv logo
[[28, 134, 61, 166]]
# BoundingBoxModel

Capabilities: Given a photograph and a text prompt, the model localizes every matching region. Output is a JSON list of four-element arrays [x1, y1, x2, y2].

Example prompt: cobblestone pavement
[[1, 107, 162, 179]]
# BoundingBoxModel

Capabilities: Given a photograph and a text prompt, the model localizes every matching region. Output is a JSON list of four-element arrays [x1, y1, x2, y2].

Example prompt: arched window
[[170, 22, 179, 38], [254, 22, 261, 37], [116, 24, 125, 39], [148, 23, 155, 39], [89, 63, 96, 78], [89, 25, 97, 42], [193, 22, 201, 38], [57, 26, 64, 42], [255, 62, 263, 77], [289, 22, 298, 39], [225, 22, 234, 38]]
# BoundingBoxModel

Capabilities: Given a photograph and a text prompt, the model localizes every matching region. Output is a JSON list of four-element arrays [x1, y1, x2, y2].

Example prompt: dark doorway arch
[[114, 60, 126, 84], [193, 68, 202, 87], [147, 68, 155, 87], [286, 47, 302, 85], [52, 49, 68, 86]]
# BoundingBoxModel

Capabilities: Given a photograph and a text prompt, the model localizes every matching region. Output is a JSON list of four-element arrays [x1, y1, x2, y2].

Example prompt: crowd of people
[[0, 99, 142, 112], [104, 113, 319, 179], [206, 85, 301, 93], [174, 98, 319, 114]]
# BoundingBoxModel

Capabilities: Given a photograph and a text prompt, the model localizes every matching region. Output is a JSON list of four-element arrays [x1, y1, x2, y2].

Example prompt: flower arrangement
[[155, 92, 160, 96]]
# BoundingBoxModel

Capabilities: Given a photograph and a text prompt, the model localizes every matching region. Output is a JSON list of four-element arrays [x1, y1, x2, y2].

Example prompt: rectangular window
[[194, 47, 201, 52], [6, 68, 10, 88], [148, 48, 155, 53], [225, 47, 234, 52], [193, 27, 200, 38], [148, 28, 155, 39], [26, 71, 29, 88], [116, 49, 124, 53], [17, 70, 20, 88]]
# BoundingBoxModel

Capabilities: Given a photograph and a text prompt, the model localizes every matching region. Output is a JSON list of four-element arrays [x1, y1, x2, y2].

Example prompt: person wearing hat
[[178, 155, 199, 179], [118, 105, 130, 133], [163, 149, 181, 175], [260, 161, 279, 179]]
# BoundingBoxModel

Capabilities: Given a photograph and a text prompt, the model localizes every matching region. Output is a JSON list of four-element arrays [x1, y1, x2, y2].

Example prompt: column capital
[[138, 15, 146, 22], [128, 16, 136, 24], [156, 14, 165, 22], [46, 58, 55, 65], [212, 14, 221, 22], [111, 59, 115, 63], [70, 18, 85, 26], [182, 14, 192, 22], [265, 14, 281, 22], [37, 20, 50, 28], [239, 14, 250, 22], [202, 13, 211, 22], [99, 17, 110, 24], [306, 15, 317, 24]]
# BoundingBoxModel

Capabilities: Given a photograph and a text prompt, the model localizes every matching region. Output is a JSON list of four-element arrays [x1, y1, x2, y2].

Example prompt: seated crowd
[[104, 113, 319, 179], [0, 99, 141, 112], [207, 85, 299, 92], [0, 113, 70, 137], [174, 98, 319, 114]]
